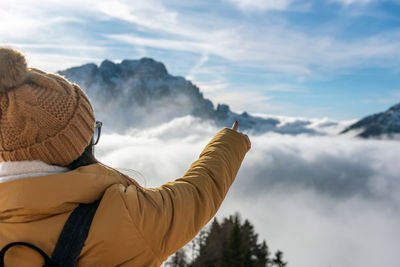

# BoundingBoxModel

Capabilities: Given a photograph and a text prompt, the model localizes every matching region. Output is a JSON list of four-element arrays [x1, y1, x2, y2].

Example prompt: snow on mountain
[[341, 103, 400, 138], [59, 58, 343, 135]]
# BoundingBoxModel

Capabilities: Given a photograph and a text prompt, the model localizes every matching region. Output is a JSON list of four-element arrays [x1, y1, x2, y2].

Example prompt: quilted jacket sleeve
[[120, 128, 248, 262]]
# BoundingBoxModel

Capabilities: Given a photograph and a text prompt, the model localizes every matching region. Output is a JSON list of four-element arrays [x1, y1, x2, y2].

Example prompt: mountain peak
[[136, 57, 168, 77], [341, 102, 400, 138], [99, 59, 119, 79], [388, 103, 400, 113]]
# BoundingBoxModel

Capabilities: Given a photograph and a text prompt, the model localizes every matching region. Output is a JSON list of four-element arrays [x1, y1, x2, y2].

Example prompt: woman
[[0, 47, 250, 266]]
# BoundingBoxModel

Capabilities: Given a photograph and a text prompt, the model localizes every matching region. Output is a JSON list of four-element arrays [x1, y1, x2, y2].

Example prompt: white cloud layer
[[96, 116, 400, 267]]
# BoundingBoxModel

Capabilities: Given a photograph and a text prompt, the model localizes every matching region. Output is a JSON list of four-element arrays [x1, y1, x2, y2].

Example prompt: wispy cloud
[[331, 0, 400, 6], [186, 53, 210, 82], [103, 3, 400, 77], [97, 0, 179, 34], [226, 0, 294, 11], [3, 0, 400, 76], [331, 0, 375, 5], [262, 84, 308, 93], [106, 28, 400, 76], [105, 35, 211, 55]]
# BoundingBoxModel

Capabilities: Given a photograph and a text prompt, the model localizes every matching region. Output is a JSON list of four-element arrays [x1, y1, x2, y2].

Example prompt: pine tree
[[189, 229, 207, 263], [240, 219, 271, 267], [185, 213, 285, 267], [272, 250, 287, 267], [190, 218, 222, 267], [255, 240, 270, 267], [221, 214, 247, 267], [166, 249, 188, 267]]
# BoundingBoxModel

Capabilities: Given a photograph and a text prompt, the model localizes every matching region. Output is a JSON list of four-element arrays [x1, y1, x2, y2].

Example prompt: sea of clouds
[[96, 115, 400, 267]]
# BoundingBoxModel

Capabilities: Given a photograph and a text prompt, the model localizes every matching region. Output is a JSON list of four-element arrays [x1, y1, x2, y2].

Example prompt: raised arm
[[119, 127, 249, 262]]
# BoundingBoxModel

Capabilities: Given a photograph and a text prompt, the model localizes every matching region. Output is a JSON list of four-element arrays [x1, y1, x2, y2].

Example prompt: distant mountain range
[[341, 103, 400, 138], [58, 58, 399, 138], [59, 58, 283, 133], [58, 58, 317, 134]]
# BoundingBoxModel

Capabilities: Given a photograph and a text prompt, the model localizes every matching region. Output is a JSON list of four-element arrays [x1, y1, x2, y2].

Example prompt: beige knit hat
[[0, 48, 95, 166]]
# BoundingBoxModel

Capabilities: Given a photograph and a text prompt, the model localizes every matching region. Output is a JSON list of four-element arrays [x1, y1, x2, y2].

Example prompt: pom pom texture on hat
[[0, 48, 28, 92], [0, 47, 95, 166]]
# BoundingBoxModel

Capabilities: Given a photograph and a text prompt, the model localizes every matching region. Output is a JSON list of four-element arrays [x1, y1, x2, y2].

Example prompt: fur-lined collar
[[0, 161, 69, 183]]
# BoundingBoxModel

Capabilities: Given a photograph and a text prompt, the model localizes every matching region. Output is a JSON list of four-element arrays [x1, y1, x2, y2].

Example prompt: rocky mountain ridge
[[59, 58, 315, 134], [341, 103, 400, 138]]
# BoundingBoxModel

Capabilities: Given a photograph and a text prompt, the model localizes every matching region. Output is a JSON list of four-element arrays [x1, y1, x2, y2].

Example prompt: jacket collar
[[0, 163, 133, 223]]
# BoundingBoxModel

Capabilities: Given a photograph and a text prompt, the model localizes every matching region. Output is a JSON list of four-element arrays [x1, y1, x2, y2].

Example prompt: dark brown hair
[[66, 144, 98, 170]]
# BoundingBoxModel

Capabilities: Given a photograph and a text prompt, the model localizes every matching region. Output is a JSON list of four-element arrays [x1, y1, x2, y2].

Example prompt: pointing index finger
[[232, 120, 239, 131]]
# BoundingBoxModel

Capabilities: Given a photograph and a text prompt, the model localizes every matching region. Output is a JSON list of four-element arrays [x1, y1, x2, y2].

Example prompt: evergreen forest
[[165, 213, 287, 267]]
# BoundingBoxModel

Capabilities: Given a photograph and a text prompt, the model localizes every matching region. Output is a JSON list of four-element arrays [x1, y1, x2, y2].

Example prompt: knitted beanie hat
[[0, 48, 95, 166]]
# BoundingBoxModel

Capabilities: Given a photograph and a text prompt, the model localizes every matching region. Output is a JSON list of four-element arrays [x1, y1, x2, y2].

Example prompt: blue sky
[[1, 0, 400, 120]]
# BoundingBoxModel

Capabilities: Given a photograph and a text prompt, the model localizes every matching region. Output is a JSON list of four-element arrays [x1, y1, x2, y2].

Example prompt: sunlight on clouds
[[0, 45, 106, 72], [0, 0, 104, 71], [0, 9, 49, 39], [0, 0, 96, 32], [7, 43, 105, 51], [26, 53, 103, 73]]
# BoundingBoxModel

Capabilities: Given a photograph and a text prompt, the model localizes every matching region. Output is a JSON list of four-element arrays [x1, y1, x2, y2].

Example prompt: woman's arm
[[119, 126, 249, 262]]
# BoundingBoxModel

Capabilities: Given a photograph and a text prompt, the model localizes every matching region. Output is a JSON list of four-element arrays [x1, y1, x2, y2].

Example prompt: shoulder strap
[[0, 242, 56, 267], [50, 199, 101, 267], [0, 199, 100, 267]]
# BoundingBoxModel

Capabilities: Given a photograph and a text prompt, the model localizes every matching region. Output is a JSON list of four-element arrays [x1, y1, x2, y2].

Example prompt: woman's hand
[[231, 121, 251, 152]]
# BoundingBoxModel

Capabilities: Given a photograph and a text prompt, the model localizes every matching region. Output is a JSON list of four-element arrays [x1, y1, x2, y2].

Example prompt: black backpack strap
[[50, 199, 101, 267], [0, 242, 56, 267], [0, 199, 101, 267]]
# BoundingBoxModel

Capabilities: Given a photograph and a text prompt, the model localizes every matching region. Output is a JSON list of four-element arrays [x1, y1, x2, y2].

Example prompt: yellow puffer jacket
[[0, 128, 248, 266]]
